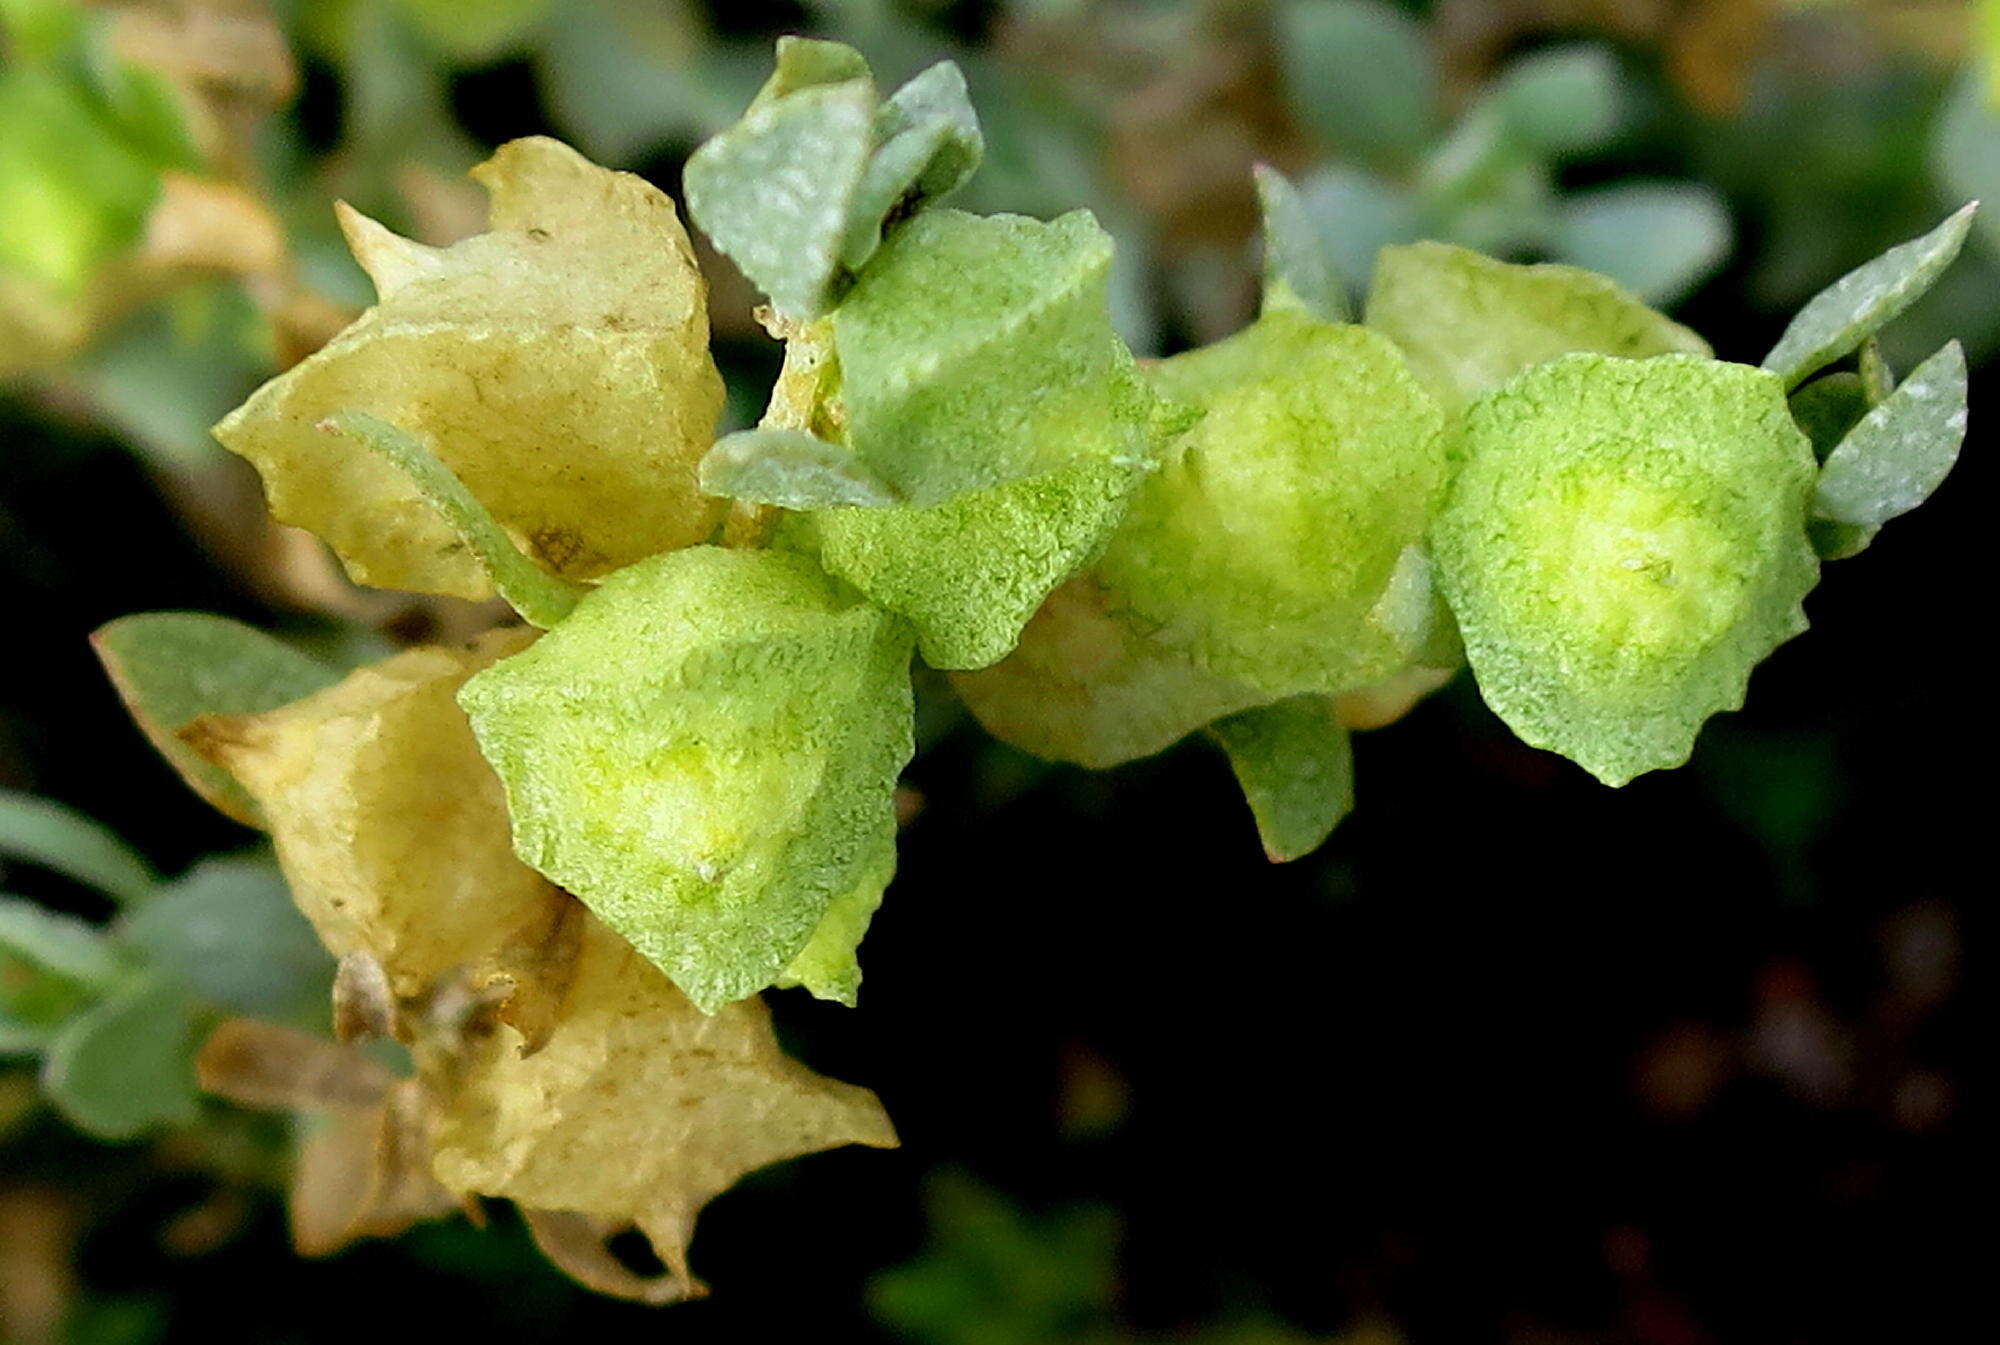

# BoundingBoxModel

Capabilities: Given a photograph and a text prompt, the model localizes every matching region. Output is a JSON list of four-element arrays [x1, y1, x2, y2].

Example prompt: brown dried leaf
[[290, 1079, 457, 1258], [195, 1018, 393, 1114], [522, 1208, 705, 1306], [331, 952, 399, 1045]]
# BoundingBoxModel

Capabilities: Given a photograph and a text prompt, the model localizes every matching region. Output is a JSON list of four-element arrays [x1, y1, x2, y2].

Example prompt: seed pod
[[214, 137, 724, 599], [1095, 308, 1452, 699], [1432, 353, 1819, 785], [458, 547, 915, 1012]]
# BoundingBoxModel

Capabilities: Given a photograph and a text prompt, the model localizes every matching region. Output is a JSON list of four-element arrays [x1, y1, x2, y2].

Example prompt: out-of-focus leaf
[[1206, 697, 1355, 863], [458, 547, 915, 1012], [93, 613, 342, 828], [830, 208, 1155, 506], [214, 136, 725, 599], [869, 1172, 1118, 1345], [0, 66, 166, 294], [1254, 164, 1349, 323], [1, 897, 121, 1051], [182, 631, 571, 1004], [1761, 204, 1978, 390], [1556, 182, 1730, 306], [391, 0, 553, 62], [1364, 240, 1709, 410], [1434, 354, 1818, 786], [39, 972, 201, 1139], [1276, 0, 1436, 171], [69, 290, 267, 470], [1813, 341, 1968, 528], [319, 412, 588, 629], [1492, 44, 1622, 158], [0, 897, 122, 989], [1295, 164, 1414, 297], [430, 911, 897, 1299], [532, 0, 762, 161], [0, 790, 155, 906], [118, 855, 333, 1022], [1411, 102, 1555, 259], [1934, 69, 2000, 255], [1097, 309, 1449, 698], [701, 428, 900, 510], [951, 576, 1264, 769]]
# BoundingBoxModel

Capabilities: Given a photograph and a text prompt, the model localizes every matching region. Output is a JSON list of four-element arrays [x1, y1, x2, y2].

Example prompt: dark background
[[2, 2, 1985, 1342]]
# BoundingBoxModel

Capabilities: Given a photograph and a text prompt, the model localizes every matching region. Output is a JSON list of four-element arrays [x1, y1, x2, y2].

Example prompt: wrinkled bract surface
[[1433, 354, 1818, 785], [214, 137, 724, 598], [184, 629, 568, 999], [459, 547, 915, 1012], [430, 912, 896, 1299], [1097, 310, 1449, 698]]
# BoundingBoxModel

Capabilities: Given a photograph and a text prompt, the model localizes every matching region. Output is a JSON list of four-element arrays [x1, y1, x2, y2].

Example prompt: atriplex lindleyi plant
[[78, 38, 1974, 1300]]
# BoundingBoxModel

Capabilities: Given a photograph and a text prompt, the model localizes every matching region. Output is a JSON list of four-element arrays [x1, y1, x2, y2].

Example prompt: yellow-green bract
[[829, 208, 1157, 506], [458, 548, 915, 1013], [1094, 307, 1450, 699], [800, 456, 1149, 671], [1364, 240, 1709, 409], [1433, 353, 1819, 786]]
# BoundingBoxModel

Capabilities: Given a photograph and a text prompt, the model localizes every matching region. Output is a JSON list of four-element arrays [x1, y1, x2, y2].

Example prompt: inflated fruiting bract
[[1432, 354, 1819, 785], [85, 37, 1977, 1304], [1095, 306, 1452, 700], [458, 547, 915, 1014], [213, 137, 725, 599]]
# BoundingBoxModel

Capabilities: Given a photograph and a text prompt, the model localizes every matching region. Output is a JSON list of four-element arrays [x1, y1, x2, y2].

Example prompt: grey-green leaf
[[1555, 182, 1729, 306], [876, 60, 982, 202], [1813, 341, 1969, 528], [701, 429, 901, 510], [93, 612, 342, 828], [1254, 164, 1349, 323], [39, 972, 201, 1140], [0, 896, 122, 989], [1493, 44, 1622, 158], [1277, 0, 1436, 171], [117, 855, 333, 1022], [684, 75, 876, 319], [0, 790, 155, 906], [1761, 203, 1979, 390], [1205, 697, 1355, 863]]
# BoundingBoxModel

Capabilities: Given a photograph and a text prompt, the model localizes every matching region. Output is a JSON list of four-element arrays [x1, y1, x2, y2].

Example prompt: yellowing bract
[[1095, 308, 1450, 699], [429, 911, 897, 1301], [951, 576, 1263, 769], [184, 630, 569, 999], [1365, 240, 1709, 410], [1432, 353, 1819, 785], [458, 547, 915, 1013], [213, 137, 724, 599]]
